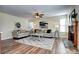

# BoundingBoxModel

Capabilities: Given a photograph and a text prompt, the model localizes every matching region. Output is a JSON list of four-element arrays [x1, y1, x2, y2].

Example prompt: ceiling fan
[[34, 12, 44, 18]]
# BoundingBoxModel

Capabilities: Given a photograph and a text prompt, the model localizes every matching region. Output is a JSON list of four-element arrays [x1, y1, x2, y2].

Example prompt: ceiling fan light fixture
[[34, 12, 44, 18], [35, 16, 40, 18]]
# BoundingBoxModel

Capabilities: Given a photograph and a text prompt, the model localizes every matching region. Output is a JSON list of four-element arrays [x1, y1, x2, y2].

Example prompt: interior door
[[77, 22, 79, 50], [74, 20, 78, 48], [0, 33, 1, 53]]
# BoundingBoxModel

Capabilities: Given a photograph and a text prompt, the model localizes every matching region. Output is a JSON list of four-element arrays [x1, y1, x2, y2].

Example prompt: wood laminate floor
[[1, 38, 78, 54]]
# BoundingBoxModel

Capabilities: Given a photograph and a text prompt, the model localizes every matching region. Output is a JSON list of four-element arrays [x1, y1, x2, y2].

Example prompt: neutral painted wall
[[0, 12, 28, 40], [29, 15, 68, 37], [0, 11, 69, 40], [30, 17, 60, 32]]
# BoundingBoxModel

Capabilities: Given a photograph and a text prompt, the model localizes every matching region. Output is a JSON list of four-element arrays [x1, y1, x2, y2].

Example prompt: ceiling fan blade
[[34, 12, 44, 18]]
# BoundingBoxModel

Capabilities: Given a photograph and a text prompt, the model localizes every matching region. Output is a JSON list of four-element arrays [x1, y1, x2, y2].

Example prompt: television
[[39, 21, 48, 28]]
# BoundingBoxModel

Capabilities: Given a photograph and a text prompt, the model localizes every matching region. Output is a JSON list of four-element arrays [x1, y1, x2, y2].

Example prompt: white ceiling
[[0, 5, 75, 18]]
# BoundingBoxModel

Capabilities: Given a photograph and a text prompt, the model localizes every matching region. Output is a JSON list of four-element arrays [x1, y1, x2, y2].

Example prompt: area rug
[[15, 37, 55, 50], [63, 39, 74, 48]]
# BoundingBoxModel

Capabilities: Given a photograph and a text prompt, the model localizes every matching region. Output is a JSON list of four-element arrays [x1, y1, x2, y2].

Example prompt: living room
[[0, 5, 79, 54]]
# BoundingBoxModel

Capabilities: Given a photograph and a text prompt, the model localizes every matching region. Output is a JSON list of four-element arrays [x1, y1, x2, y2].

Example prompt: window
[[60, 19, 66, 32]]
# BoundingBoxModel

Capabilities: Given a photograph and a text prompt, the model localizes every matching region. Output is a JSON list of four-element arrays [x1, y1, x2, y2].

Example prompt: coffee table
[[30, 33, 44, 41]]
